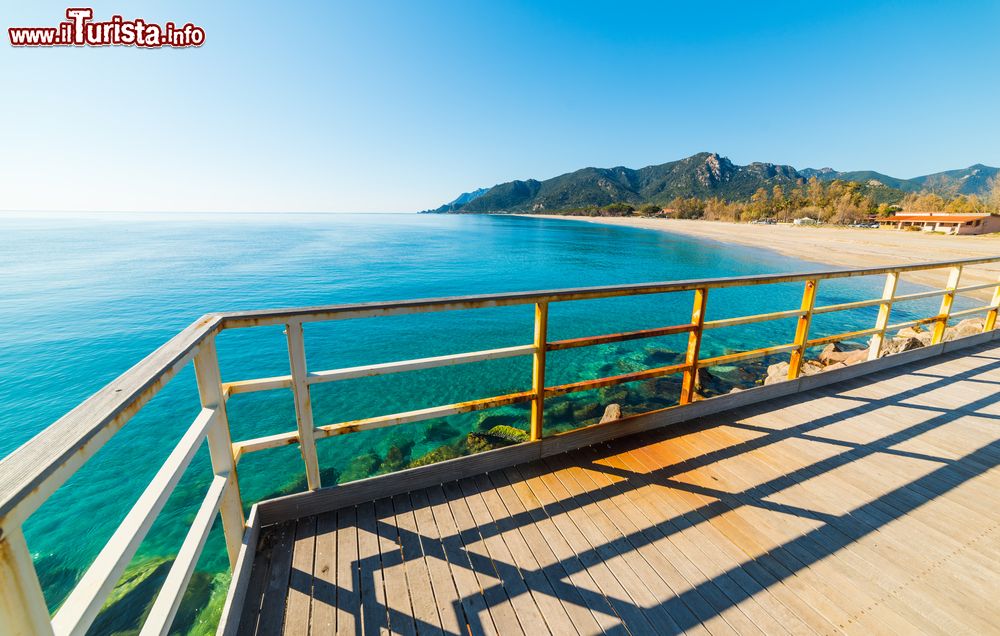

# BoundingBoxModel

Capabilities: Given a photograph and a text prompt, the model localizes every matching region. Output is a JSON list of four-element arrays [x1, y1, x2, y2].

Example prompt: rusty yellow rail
[[1, 256, 999, 636]]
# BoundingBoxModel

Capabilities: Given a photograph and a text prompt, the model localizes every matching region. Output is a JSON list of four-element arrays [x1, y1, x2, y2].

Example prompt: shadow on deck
[[236, 341, 1000, 635]]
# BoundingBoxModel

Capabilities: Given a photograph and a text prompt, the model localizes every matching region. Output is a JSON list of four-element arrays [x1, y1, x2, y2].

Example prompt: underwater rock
[[547, 399, 575, 423], [341, 451, 382, 482], [476, 413, 520, 431], [599, 404, 622, 423], [409, 444, 462, 467], [424, 421, 460, 443], [573, 401, 603, 421], [483, 425, 529, 444]]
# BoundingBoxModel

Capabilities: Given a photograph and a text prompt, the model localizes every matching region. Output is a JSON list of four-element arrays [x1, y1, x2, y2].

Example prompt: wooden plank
[[425, 485, 497, 636], [624, 439, 853, 632], [255, 521, 296, 635], [310, 512, 337, 634], [354, 502, 388, 636], [664, 427, 926, 635], [441, 481, 525, 636], [335, 506, 360, 636], [542, 453, 740, 636], [282, 516, 316, 636], [468, 472, 578, 636], [566, 447, 783, 636], [218, 506, 262, 636], [456, 477, 549, 634], [515, 460, 664, 636], [235, 531, 271, 636], [604, 445, 825, 636], [392, 493, 444, 635], [486, 470, 608, 635], [707, 421, 990, 634], [374, 497, 416, 636], [407, 489, 466, 636]]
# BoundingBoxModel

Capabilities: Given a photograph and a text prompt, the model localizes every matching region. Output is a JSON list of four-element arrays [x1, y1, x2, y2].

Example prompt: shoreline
[[518, 214, 1000, 298]]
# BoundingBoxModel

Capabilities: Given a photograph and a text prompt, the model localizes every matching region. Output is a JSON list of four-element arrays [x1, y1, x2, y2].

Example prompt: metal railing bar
[[543, 362, 689, 398], [812, 297, 886, 315], [222, 375, 293, 398], [307, 345, 535, 385], [886, 316, 946, 332], [219, 257, 1000, 328], [946, 305, 999, 319], [546, 324, 695, 351], [139, 474, 228, 636], [806, 327, 881, 348], [703, 309, 805, 330], [892, 289, 950, 303], [955, 281, 1000, 294], [51, 408, 216, 636], [315, 391, 535, 438], [232, 431, 300, 464], [697, 343, 799, 368]]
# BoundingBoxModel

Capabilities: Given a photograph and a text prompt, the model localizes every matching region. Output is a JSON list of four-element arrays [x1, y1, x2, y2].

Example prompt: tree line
[[558, 175, 1000, 224]]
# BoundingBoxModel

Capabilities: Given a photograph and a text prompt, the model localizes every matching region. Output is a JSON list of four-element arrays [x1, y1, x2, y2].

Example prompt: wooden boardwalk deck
[[236, 341, 1000, 635]]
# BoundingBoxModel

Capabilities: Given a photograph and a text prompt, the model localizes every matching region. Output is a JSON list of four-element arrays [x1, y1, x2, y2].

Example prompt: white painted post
[[868, 272, 899, 361], [193, 337, 246, 570], [931, 266, 963, 344], [285, 321, 322, 491], [0, 526, 54, 636]]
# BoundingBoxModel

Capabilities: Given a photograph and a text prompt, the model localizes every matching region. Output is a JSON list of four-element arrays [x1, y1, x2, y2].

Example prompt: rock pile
[[763, 317, 986, 386]]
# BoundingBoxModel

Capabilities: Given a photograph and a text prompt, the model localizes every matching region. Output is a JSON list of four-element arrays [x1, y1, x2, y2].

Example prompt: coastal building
[[877, 211, 1000, 235]]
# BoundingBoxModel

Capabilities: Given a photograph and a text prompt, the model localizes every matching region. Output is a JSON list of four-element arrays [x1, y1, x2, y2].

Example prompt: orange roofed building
[[877, 211, 1000, 235]]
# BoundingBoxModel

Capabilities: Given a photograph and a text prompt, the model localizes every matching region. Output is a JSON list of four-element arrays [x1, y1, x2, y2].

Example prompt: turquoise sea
[[0, 212, 966, 633]]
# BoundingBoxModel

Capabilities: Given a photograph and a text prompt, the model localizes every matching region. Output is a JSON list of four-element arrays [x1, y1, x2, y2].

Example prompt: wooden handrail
[[1, 255, 999, 635]]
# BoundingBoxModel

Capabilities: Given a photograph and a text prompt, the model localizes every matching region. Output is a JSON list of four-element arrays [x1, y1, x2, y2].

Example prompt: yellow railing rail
[[0, 256, 999, 635]]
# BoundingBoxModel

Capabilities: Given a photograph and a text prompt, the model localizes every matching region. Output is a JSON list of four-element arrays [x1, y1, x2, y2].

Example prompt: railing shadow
[[254, 341, 1000, 635]]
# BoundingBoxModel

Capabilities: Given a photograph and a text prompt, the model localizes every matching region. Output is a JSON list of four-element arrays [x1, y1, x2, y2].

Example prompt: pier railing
[[1, 256, 999, 635]]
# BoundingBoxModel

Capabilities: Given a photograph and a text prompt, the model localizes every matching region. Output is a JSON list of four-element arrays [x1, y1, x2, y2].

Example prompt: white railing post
[[0, 526, 53, 636], [193, 337, 246, 569], [530, 302, 549, 442], [868, 272, 899, 361], [285, 321, 322, 490], [931, 266, 963, 344]]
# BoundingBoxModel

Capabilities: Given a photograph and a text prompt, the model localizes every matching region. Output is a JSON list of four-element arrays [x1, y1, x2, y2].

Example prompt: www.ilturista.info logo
[[9, 8, 205, 48]]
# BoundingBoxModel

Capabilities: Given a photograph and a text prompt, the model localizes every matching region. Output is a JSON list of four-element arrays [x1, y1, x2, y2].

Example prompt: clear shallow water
[[0, 212, 966, 632]]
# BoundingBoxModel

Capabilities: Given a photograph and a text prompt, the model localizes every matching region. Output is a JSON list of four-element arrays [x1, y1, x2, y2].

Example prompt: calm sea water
[[0, 212, 963, 632]]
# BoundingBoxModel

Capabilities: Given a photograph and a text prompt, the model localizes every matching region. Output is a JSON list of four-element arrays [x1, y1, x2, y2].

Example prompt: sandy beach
[[525, 214, 1000, 298]]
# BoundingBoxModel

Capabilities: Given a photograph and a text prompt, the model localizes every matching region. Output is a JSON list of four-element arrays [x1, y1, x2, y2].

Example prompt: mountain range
[[424, 153, 998, 214]]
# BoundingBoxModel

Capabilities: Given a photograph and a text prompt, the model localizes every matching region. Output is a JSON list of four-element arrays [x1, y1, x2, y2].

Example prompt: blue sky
[[1, 1, 998, 212]]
